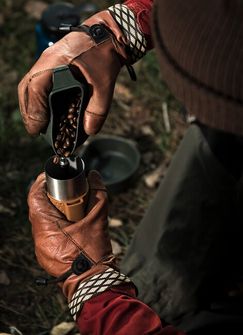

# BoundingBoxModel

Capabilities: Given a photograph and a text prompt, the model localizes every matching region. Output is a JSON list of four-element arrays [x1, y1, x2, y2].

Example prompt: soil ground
[[0, 1, 187, 334]]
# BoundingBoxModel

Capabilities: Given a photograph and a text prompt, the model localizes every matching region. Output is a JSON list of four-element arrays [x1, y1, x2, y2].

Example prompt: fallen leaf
[[141, 125, 155, 136], [111, 240, 122, 255], [108, 217, 123, 227], [24, 1, 48, 19], [0, 270, 10, 285], [144, 165, 165, 188], [50, 322, 76, 335]]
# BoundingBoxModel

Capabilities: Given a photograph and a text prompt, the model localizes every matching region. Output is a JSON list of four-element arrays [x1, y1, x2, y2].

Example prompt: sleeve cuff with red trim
[[68, 267, 133, 320]]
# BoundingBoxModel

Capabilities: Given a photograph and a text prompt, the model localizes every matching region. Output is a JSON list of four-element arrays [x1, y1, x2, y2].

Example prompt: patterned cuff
[[108, 4, 147, 64], [69, 267, 131, 320]]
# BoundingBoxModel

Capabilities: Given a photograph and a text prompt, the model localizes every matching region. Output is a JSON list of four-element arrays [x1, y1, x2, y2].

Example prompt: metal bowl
[[79, 135, 140, 194]]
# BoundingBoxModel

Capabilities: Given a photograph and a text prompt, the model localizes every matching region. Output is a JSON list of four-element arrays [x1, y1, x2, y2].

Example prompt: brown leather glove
[[18, 5, 147, 137], [29, 171, 113, 296], [28, 171, 132, 320]]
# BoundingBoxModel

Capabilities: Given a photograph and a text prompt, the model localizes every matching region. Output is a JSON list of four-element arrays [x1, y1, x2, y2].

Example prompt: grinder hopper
[[44, 64, 89, 155]]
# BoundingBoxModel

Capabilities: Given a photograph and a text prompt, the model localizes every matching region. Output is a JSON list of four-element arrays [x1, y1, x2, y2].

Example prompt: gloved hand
[[18, 5, 148, 136], [28, 171, 131, 320]]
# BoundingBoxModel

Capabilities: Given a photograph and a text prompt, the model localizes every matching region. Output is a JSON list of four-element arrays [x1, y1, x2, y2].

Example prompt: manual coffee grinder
[[43, 65, 89, 222]]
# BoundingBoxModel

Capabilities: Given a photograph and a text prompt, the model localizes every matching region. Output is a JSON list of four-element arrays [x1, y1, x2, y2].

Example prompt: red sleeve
[[77, 284, 186, 335], [124, 0, 154, 49]]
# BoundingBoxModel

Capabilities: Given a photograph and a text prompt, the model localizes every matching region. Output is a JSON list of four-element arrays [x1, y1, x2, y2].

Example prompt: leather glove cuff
[[108, 4, 147, 64], [68, 267, 132, 320]]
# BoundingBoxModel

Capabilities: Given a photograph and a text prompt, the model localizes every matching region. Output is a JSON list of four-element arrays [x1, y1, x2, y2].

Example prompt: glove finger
[[87, 170, 106, 190], [64, 170, 109, 261], [28, 172, 66, 231], [18, 75, 29, 131], [83, 92, 111, 135], [18, 69, 52, 136], [74, 53, 119, 135], [82, 65, 121, 135], [86, 170, 108, 214]]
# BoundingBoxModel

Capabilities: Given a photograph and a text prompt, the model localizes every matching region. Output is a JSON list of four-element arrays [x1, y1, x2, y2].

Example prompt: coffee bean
[[53, 155, 60, 164], [65, 138, 70, 146], [61, 133, 66, 142], [53, 94, 81, 160], [60, 124, 66, 132], [63, 138, 70, 149], [57, 148, 63, 155]]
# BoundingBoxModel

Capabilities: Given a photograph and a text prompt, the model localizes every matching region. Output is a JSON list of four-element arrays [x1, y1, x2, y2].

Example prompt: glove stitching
[[70, 42, 97, 65], [56, 221, 96, 265], [85, 110, 106, 118], [89, 186, 107, 191], [29, 68, 54, 80]]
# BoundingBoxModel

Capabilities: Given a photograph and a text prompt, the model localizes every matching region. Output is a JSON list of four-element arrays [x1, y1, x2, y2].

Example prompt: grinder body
[[45, 156, 89, 222]]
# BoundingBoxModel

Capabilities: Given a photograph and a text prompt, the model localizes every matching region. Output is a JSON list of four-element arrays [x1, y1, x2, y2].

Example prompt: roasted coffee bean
[[53, 155, 60, 164], [53, 94, 81, 159], [68, 107, 75, 113], [61, 133, 66, 142], [54, 141, 59, 149], [65, 138, 70, 146], [63, 139, 70, 149], [57, 148, 63, 155], [61, 123, 67, 131]]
